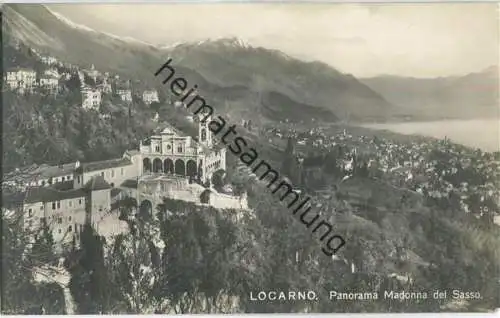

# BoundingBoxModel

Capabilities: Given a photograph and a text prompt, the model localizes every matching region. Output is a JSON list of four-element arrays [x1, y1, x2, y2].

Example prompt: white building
[[43, 68, 60, 79], [39, 74, 59, 92], [142, 90, 159, 105], [97, 79, 112, 94], [117, 89, 133, 102], [4, 68, 37, 91], [81, 86, 102, 110], [41, 56, 58, 65]]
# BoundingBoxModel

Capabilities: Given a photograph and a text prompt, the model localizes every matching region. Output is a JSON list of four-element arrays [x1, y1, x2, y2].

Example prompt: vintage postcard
[[1, 2, 499, 314]]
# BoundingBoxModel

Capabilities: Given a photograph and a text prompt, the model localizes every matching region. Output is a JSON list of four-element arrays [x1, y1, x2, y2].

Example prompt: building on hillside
[[81, 86, 102, 110], [85, 64, 100, 81], [2, 176, 112, 249], [73, 152, 141, 190], [43, 68, 60, 78], [97, 79, 112, 94], [39, 74, 59, 92], [4, 162, 77, 191], [4, 68, 37, 91], [41, 56, 58, 65], [140, 113, 226, 184], [142, 90, 159, 105], [116, 89, 133, 103]]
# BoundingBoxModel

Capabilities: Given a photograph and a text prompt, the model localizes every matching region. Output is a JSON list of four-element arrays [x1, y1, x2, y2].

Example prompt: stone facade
[[140, 115, 226, 184], [6, 176, 111, 249]]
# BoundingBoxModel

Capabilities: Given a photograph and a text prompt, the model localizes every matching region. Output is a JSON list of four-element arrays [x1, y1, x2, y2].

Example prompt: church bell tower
[[198, 113, 213, 148]]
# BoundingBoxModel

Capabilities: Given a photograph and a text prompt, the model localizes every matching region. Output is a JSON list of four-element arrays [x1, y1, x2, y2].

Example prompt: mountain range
[[3, 4, 498, 123], [361, 66, 499, 120]]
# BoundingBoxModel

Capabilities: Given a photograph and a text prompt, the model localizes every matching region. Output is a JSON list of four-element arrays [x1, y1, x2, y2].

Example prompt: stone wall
[[208, 190, 249, 210]]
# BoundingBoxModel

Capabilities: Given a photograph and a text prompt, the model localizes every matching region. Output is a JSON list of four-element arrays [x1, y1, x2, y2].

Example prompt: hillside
[[361, 66, 499, 120], [3, 4, 400, 123], [2, 4, 169, 86]]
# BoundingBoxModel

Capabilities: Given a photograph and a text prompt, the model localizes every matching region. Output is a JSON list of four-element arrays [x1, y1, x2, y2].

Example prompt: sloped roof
[[123, 149, 140, 158], [6, 67, 36, 73], [24, 186, 86, 204], [40, 75, 59, 80], [155, 122, 185, 137], [2, 191, 27, 207], [83, 175, 111, 191], [17, 176, 111, 204], [76, 158, 132, 173], [4, 162, 76, 183], [120, 179, 138, 189]]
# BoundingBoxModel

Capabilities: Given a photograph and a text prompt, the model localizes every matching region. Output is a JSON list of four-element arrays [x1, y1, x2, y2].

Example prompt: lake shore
[[359, 119, 499, 152]]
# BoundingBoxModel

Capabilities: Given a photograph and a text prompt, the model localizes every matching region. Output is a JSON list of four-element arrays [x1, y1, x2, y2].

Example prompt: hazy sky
[[49, 3, 499, 78]]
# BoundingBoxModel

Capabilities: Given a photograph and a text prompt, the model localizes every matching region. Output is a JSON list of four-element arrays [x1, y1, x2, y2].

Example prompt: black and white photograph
[[1, 2, 499, 314]]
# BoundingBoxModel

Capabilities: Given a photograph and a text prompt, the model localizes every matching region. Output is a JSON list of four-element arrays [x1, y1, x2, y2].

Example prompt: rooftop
[[7, 67, 36, 73], [76, 158, 132, 173], [24, 186, 86, 204], [155, 122, 185, 137], [16, 175, 111, 204], [121, 179, 138, 189], [41, 75, 59, 80], [4, 162, 76, 182], [84, 175, 111, 191]]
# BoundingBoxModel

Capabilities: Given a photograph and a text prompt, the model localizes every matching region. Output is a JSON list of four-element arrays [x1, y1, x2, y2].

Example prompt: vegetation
[[2, 212, 65, 314]]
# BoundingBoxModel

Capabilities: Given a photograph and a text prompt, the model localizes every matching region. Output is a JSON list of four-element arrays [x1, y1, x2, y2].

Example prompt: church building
[[140, 114, 226, 184]]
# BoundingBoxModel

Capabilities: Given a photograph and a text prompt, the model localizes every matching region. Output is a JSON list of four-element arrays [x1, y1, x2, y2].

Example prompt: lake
[[362, 119, 499, 152]]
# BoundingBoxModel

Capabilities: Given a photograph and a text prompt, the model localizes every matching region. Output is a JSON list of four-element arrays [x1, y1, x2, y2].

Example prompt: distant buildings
[[39, 69, 60, 92], [85, 64, 100, 81], [4, 162, 77, 190], [81, 86, 102, 110], [116, 89, 133, 102], [142, 90, 159, 105], [40, 56, 58, 65], [97, 79, 112, 94], [4, 68, 37, 91]]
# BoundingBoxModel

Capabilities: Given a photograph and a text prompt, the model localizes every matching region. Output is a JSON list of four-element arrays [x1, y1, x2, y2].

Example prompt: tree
[[30, 220, 56, 266], [154, 198, 247, 313], [1, 211, 65, 314], [65, 73, 82, 91], [107, 226, 159, 313], [68, 224, 117, 314], [211, 169, 226, 191]]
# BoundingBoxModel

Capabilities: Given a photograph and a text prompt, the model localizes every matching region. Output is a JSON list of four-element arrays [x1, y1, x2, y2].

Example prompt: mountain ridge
[[361, 66, 499, 120], [3, 3, 400, 123]]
